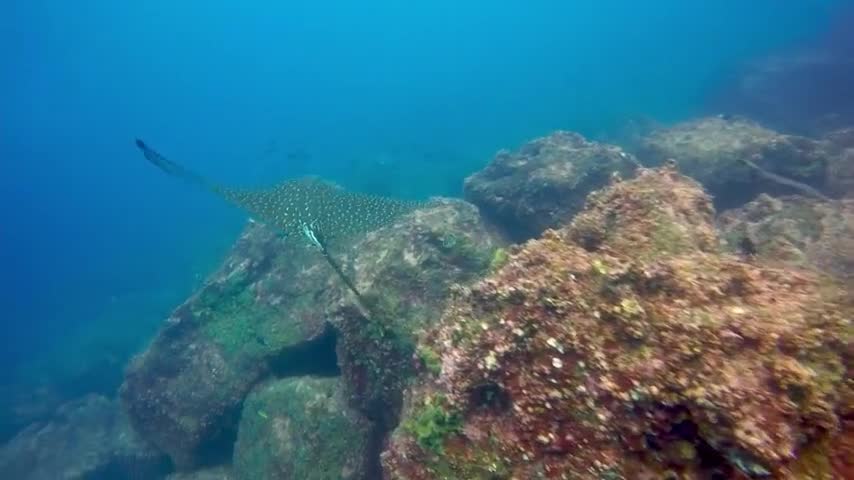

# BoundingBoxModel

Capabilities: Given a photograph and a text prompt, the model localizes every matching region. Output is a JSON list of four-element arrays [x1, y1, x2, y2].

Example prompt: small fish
[[286, 148, 311, 162], [261, 139, 278, 156]]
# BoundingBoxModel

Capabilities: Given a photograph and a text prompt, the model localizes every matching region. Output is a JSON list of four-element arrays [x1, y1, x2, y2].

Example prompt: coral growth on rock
[[81, 127, 852, 479], [464, 131, 640, 241], [566, 162, 719, 257], [328, 199, 505, 429], [383, 166, 852, 479]]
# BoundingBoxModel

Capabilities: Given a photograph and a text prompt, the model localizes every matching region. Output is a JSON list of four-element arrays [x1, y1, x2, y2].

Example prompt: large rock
[[638, 116, 835, 208], [382, 166, 852, 479], [120, 223, 336, 470], [464, 131, 639, 241], [233, 377, 374, 480], [718, 194, 854, 287], [328, 199, 506, 429], [121, 199, 505, 470], [566, 163, 719, 256], [0, 394, 170, 480], [823, 127, 854, 198]]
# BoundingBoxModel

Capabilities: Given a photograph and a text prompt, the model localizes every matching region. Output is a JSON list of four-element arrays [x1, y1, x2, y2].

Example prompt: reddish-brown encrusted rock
[[718, 194, 854, 288], [382, 166, 852, 480], [566, 163, 719, 256], [464, 131, 640, 241], [327, 199, 506, 430]]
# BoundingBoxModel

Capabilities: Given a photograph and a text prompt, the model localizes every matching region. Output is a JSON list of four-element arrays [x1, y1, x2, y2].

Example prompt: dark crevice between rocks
[[267, 324, 341, 378], [362, 422, 387, 480], [474, 205, 539, 244], [737, 235, 758, 256], [85, 454, 173, 480], [191, 403, 243, 470], [469, 382, 512, 413], [640, 406, 749, 479], [708, 179, 767, 211], [573, 227, 606, 252]]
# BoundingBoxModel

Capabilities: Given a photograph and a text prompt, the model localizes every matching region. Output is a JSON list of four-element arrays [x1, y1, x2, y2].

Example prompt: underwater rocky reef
[[384, 165, 850, 479], [0, 116, 852, 479]]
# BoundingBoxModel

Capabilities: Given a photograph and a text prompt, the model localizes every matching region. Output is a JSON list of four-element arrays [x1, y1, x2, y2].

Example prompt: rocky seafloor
[[1, 116, 852, 479]]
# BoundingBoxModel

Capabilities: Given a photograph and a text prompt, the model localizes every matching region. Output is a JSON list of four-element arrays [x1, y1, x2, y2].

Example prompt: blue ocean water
[[0, 0, 846, 443]]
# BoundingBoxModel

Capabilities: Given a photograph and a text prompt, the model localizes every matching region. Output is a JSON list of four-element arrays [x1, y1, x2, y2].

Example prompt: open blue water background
[[0, 1, 844, 380]]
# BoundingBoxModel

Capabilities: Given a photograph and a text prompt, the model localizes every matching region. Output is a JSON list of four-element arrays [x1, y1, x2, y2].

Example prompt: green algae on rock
[[402, 394, 462, 455], [382, 166, 852, 480], [120, 224, 336, 470], [233, 377, 374, 480], [120, 197, 504, 473]]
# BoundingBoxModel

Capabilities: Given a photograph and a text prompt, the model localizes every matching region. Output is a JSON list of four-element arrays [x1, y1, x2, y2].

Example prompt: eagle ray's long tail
[[135, 139, 209, 188]]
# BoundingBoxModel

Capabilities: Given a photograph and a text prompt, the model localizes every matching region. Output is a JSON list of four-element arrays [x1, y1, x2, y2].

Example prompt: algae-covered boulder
[[719, 194, 854, 286], [233, 377, 374, 480], [638, 116, 834, 208], [0, 394, 170, 480], [383, 166, 852, 479], [329, 199, 506, 429], [120, 222, 336, 470], [120, 197, 504, 470], [464, 131, 639, 240]]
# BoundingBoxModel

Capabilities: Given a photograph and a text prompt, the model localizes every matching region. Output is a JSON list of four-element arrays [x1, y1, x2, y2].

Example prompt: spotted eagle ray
[[135, 139, 425, 300]]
